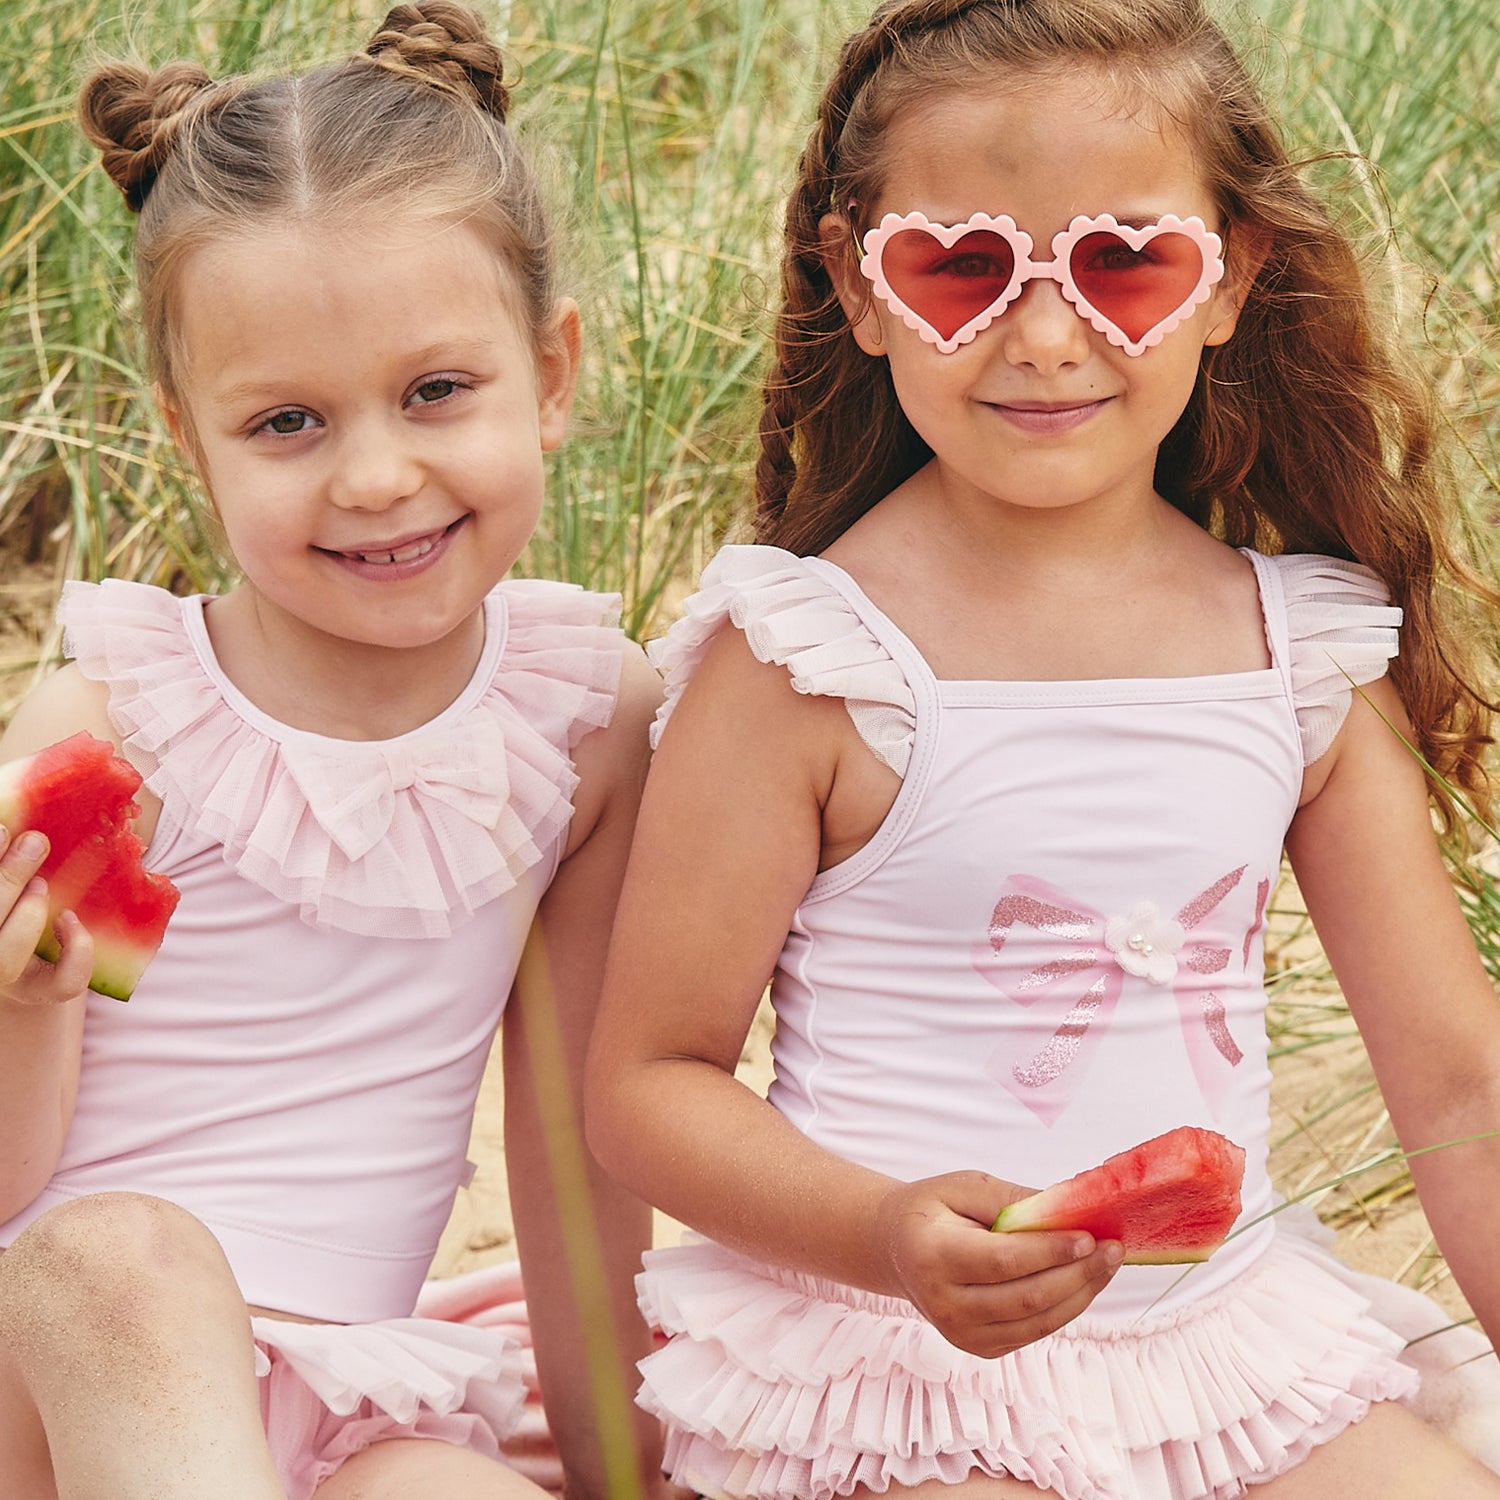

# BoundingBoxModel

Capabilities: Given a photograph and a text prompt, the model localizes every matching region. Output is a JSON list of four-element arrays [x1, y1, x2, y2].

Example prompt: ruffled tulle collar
[[60, 578, 623, 939]]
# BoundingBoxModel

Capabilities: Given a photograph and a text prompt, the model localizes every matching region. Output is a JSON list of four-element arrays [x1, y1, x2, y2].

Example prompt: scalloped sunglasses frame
[[857, 211, 1226, 357]]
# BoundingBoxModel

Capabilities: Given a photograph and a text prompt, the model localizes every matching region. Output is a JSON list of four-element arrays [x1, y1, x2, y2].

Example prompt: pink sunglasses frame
[[856, 211, 1226, 356]]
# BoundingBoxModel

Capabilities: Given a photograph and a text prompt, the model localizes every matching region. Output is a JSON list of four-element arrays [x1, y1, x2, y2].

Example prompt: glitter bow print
[[974, 868, 1270, 1125]]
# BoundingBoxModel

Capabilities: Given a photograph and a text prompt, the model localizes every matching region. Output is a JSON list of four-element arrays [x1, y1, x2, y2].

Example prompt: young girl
[[0, 5, 665, 1498], [586, 0, 1500, 1495]]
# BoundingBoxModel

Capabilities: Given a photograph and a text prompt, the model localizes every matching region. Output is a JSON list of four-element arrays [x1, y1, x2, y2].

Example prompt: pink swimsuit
[[0, 576, 624, 1499], [635, 544, 1498, 1500]]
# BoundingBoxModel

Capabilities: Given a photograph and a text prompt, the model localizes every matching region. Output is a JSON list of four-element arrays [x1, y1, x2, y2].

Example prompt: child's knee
[[0, 1193, 232, 1344]]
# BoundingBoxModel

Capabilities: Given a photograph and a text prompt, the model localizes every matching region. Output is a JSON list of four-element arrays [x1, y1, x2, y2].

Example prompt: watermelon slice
[[991, 1126, 1246, 1264], [0, 732, 179, 1001]]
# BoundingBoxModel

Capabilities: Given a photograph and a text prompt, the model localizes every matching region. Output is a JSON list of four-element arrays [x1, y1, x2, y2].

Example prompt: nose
[[327, 416, 424, 511], [999, 272, 1090, 373]]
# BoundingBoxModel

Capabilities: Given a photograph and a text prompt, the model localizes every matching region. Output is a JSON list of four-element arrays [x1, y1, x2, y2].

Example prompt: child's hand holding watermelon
[[873, 1169, 1124, 1359], [0, 733, 178, 1003], [991, 1126, 1246, 1265], [0, 826, 95, 1005]]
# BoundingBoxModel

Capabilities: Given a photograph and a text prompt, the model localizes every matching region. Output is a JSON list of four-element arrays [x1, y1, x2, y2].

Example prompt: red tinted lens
[[1067, 231, 1207, 342], [880, 229, 1017, 340]]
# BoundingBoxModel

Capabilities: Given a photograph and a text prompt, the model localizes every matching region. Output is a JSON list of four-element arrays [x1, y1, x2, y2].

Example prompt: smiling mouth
[[351, 536, 438, 565], [320, 517, 464, 564], [992, 398, 1106, 413]]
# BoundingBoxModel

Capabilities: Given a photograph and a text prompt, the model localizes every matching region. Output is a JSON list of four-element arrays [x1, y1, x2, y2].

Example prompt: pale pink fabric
[[649, 545, 916, 773], [638, 1230, 1418, 1500], [650, 546, 1399, 773], [637, 545, 1495, 1495], [255, 1300, 526, 1499], [251, 1261, 566, 1499], [0, 576, 624, 1331], [58, 576, 622, 938], [416, 1263, 565, 1492]]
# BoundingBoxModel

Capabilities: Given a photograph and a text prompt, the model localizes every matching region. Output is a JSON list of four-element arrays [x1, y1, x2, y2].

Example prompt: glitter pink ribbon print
[[976, 869, 1270, 1124]]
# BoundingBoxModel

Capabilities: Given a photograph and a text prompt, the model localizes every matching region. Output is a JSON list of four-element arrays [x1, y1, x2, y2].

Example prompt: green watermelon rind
[[33, 927, 146, 1003], [990, 1126, 1246, 1265]]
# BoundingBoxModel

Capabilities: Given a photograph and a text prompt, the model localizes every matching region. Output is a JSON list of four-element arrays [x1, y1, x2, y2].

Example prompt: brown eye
[[935, 253, 1009, 280], [265, 410, 311, 435], [1084, 244, 1157, 274], [411, 378, 459, 405]]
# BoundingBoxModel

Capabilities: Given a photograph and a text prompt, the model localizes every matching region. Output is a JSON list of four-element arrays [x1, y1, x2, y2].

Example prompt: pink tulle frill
[[645, 547, 1402, 777], [635, 1233, 1437, 1500], [59, 577, 623, 939], [646, 545, 917, 775], [253, 1294, 529, 1500]]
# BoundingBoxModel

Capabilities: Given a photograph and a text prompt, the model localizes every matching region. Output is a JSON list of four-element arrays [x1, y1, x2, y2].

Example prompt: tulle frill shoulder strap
[[59, 577, 623, 938], [648, 544, 917, 775], [1267, 554, 1402, 765]]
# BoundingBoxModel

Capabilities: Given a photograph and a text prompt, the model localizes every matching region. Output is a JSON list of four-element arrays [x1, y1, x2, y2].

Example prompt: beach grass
[[2, 0, 1497, 1320]]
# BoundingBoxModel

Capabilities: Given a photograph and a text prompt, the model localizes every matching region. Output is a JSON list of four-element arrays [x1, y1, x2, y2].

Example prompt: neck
[[910, 459, 1178, 590], [203, 586, 489, 740]]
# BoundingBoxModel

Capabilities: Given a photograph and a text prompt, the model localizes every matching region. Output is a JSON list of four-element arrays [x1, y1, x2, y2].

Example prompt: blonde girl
[[0, 5, 665, 1498]]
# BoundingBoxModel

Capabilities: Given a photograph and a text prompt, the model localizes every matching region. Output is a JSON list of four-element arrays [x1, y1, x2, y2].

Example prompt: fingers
[[0, 827, 52, 977], [39, 908, 97, 1001], [0, 827, 94, 1005], [941, 1216, 1094, 1283], [932, 1168, 1042, 1226], [881, 1171, 1125, 1359], [943, 1243, 1124, 1357]]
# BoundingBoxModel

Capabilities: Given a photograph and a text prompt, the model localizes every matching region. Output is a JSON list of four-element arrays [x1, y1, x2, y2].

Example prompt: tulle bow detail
[[281, 716, 513, 862], [57, 576, 625, 939]]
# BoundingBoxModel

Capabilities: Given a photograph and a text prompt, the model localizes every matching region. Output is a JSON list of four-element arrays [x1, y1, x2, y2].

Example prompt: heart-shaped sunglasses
[[856, 211, 1225, 356]]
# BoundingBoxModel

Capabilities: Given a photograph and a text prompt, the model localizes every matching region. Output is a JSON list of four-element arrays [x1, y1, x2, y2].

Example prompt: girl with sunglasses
[[587, 0, 1500, 1494]]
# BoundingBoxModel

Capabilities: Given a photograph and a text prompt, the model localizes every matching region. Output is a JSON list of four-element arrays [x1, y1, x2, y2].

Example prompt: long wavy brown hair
[[756, 0, 1496, 828]]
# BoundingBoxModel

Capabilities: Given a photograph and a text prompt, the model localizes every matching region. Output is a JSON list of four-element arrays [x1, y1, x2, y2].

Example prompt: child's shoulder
[[0, 660, 119, 762], [648, 542, 916, 766], [488, 574, 637, 750], [4, 580, 159, 762]]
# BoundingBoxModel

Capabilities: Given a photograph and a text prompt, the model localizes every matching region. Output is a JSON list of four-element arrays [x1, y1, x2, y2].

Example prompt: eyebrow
[[210, 339, 499, 408]]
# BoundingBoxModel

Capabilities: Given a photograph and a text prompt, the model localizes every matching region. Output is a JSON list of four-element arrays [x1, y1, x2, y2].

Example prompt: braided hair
[[755, 0, 983, 555], [756, 0, 1496, 827], [79, 2, 551, 405]]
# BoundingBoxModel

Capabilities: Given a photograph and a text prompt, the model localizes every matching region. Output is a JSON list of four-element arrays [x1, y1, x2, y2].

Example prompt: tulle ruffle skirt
[[253, 1261, 543, 1500], [636, 1229, 1497, 1500]]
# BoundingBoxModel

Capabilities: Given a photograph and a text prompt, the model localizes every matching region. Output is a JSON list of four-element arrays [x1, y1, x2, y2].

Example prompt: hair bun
[[78, 60, 219, 213], [366, 2, 511, 121]]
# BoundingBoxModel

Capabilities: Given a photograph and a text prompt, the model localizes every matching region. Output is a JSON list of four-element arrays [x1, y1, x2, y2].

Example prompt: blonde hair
[[79, 1, 556, 409], [758, 0, 1496, 828]]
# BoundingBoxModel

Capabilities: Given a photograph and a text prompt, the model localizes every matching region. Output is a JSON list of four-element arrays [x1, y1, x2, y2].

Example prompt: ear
[[536, 297, 582, 450], [1203, 222, 1271, 348], [154, 383, 208, 478], [155, 384, 189, 452], [818, 212, 886, 358]]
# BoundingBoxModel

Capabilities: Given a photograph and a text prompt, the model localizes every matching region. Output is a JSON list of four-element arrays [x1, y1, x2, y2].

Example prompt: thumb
[[934, 1170, 1044, 1229]]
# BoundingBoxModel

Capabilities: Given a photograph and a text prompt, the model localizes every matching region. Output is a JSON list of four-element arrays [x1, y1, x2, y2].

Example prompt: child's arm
[[0, 665, 142, 1220], [503, 641, 670, 1500], [1286, 676, 1500, 1348], [587, 629, 1120, 1362]]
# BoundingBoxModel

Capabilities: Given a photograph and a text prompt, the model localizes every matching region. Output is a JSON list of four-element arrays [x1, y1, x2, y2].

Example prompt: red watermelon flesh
[[0, 732, 179, 1001], [991, 1126, 1246, 1264]]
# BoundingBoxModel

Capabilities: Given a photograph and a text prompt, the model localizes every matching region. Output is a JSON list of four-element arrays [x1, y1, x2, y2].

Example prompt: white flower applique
[[1103, 902, 1186, 985]]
